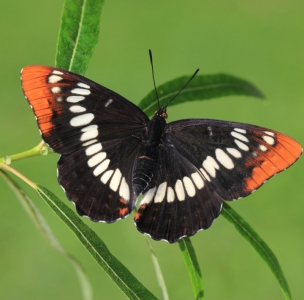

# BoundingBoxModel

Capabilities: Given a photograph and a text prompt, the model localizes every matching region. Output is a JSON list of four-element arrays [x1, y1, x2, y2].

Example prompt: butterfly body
[[21, 66, 302, 243]]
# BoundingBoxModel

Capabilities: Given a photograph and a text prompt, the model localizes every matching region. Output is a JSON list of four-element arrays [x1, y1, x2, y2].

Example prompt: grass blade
[[221, 202, 291, 300], [0, 170, 92, 300], [138, 74, 264, 117], [35, 184, 157, 300], [178, 238, 204, 300], [56, 0, 104, 74]]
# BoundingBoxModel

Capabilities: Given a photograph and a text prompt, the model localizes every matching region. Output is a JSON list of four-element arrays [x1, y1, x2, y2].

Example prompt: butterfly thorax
[[132, 108, 167, 194], [145, 107, 167, 146]]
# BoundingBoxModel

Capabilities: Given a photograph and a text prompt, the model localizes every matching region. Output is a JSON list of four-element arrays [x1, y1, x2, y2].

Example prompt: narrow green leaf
[[56, 0, 104, 74], [0, 170, 92, 300], [138, 74, 264, 117], [178, 238, 204, 300], [35, 185, 157, 300], [145, 237, 169, 300], [221, 202, 291, 300]]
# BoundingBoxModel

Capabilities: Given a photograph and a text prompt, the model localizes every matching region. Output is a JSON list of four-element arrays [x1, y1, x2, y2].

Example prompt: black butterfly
[[21, 65, 302, 243]]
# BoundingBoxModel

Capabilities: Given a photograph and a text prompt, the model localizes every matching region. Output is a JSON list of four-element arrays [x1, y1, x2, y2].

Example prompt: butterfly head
[[154, 106, 168, 120]]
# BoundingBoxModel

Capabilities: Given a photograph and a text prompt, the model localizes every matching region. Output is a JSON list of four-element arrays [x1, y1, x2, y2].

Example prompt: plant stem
[[0, 141, 54, 168], [1, 163, 37, 189]]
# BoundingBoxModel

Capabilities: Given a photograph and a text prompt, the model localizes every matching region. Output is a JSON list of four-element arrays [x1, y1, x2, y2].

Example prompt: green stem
[[1, 163, 36, 189], [0, 141, 54, 168]]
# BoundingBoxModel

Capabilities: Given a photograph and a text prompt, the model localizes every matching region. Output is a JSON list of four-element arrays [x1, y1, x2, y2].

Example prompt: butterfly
[[21, 65, 302, 243]]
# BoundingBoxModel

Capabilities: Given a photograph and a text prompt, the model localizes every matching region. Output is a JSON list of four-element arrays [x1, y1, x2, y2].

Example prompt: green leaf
[[145, 237, 169, 300], [138, 74, 264, 117], [55, 0, 104, 74], [221, 202, 291, 300], [0, 170, 92, 300], [35, 184, 157, 300], [178, 238, 204, 300]]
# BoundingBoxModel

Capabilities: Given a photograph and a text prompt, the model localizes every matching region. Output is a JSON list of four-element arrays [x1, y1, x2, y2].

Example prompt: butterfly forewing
[[21, 66, 148, 153], [167, 119, 302, 199]]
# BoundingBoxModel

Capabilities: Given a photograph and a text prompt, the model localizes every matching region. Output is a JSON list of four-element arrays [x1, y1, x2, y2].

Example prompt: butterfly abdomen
[[133, 146, 158, 194]]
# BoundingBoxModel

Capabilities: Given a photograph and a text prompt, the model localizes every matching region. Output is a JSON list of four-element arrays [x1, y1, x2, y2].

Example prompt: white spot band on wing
[[70, 113, 94, 127]]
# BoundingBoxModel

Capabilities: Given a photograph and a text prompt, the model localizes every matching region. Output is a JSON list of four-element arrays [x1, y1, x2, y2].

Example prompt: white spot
[[202, 156, 219, 178], [252, 151, 258, 157], [70, 113, 94, 127], [51, 87, 61, 94], [100, 169, 113, 183], [154, 182, 167, 203], [67, 96, 85, 103], [200, 168, 211, 181], [263, 135, 275, 145], [264, 131, 275, 136], [69, 105, 86, 113], [81, 129, 98, 141], [141, 187, 156, 205], [56, 97, 63, 102], [175, 179, 185, 201], [95, 159, 110, 177], [77, 82, 90, 89], [234, 128, 247, 134], [167, 187, 175, 202], [231, 131, 249, 143], [183, 176, 196, 197], [82, 139, 98, 146], [85, 143, 102, 156], [208, 126, 213, 136], [48, 75, 63, 83], [71, 88, 91, 95], [105, 99, 113, 107], [82, 124, 97, 132], [234, 139, 249, 151], [87, 152, 106, 167], [93, 159, 110, 176], [119, 177, 130, 201], [215, 148, 234, 169], [52, 70, 63, 75], [226, 147, 242, 158], [191, 172, 204, 189], [259, 144, 268, 152], [110, 168, 122, 192]]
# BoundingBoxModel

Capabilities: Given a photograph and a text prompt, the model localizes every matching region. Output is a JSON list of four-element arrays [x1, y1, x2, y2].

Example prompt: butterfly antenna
[[165, 68, 200, 108], [149, 49, 160, 109]]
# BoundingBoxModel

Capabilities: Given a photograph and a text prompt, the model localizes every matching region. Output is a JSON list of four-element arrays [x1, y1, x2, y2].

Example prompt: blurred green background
[[1, 1, 303, 299]]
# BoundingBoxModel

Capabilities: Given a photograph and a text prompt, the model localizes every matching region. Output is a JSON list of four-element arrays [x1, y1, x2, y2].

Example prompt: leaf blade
[[221, 202, 291, 300], [55, 0, 104, 74], [0, 170, 92, 300], [35, 185, 157, 300], [178, 238, 204, 300], [138, 74, 264, 117]]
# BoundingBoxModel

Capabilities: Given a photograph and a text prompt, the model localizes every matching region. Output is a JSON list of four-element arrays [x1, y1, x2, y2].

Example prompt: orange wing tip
[[21, 66, 65, 136], [245, 132, 302, 193]]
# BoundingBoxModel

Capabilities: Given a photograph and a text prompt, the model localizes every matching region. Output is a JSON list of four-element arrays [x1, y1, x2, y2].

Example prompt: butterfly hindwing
[[134, 144, 223, 243], [58, 135, 142, 222]]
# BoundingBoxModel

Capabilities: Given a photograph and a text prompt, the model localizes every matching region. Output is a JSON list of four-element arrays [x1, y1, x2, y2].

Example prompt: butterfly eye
[[162, 112, 168, 119]]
